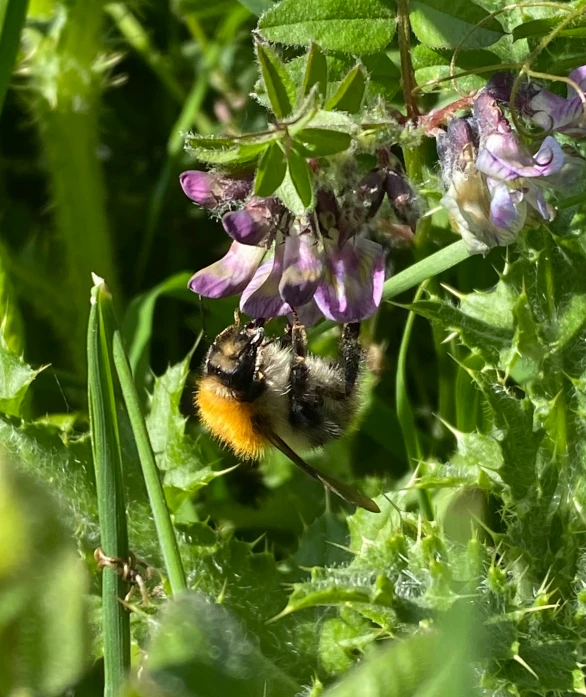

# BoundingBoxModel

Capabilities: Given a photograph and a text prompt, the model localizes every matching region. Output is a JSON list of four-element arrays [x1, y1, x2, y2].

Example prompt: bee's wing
[[264, 430, 380, 513]]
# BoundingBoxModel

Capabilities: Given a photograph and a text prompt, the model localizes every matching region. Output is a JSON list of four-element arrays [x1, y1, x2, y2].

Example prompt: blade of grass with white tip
[[113, 328, 187, 595], [87, 275, 130, 697], [396, 281, 434, 520]]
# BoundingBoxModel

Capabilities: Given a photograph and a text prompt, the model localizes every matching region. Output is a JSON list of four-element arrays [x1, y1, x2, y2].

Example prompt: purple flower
[[187, 178, 387, 323], [528, 67, 586, 137], [180, 170, 251, 210], [486, 69, 586, 138], [437, 91, 564, 254]]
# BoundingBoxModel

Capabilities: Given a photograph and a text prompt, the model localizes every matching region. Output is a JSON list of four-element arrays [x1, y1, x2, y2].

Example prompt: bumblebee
[[195, 314, 380, 513]]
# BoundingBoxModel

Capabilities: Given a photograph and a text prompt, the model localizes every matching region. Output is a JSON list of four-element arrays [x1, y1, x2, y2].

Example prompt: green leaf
[[0, 241, 25, 355], [122, 272, 197, 396], [136, 591, 301, 697], [87, 278, 130, 696], [302, 42, 328, 97], [402, 296, 514, 364], [293, 128, 352, 157], [113, 329, 187, 596], [294, 511, 351, 568], [412, 44, 501, 93], [146, 350, 194, 472], [258, 0, 396, 54], [287, 148, 314, 210], [0, 331, 43, 417], [325, 64, 366, 113], [513, 16, 586, 41], [256, 42, 295, 118], [185, 133, 277, 165], [0, 461, 89, 696], [254, 141, 287, 196], [410, 0, 505, 49]]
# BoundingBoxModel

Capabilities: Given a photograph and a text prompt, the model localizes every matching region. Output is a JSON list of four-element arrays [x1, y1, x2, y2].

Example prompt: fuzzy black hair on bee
[[196, 314, 379, 513]]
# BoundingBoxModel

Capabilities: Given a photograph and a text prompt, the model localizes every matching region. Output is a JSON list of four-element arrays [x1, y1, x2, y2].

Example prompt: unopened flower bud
[[385, 169, 420, 232], [351, 169, 387, 221], [222, 197, 285, 246], [437, 118, 478, 188], [316, 189, 341, 236], [338, 169, 386, 245], [180, 170, 251, 210]]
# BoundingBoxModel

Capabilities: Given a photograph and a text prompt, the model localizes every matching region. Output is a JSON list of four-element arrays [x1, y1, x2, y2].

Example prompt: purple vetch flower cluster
[[437, 89, 566, 255], [487, 67, 586, 138], [181, 166, 419, 323]]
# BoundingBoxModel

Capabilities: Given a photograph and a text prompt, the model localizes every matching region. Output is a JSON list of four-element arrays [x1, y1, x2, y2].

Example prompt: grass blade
[[0, 0, 29, 115], [87, 276, 130, 697], [396, 282, 434, 520], [113, 329, 187, 596]]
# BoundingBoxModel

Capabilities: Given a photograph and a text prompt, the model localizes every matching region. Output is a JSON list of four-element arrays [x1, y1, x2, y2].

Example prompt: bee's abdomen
[[196, 377, 267, 459]]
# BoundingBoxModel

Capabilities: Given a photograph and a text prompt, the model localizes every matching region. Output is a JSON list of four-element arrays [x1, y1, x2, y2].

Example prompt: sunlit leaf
[[293, 128, 352, 157], [0, 331, 43, 417], [302, 42, 328, 97], [254, 141, 287, 196], [256, 42, 296, 118], [286, 148, 314, 210], [410, 0, 505, 49], [325, 64, 366, 113], [258, 0, 396, 54]]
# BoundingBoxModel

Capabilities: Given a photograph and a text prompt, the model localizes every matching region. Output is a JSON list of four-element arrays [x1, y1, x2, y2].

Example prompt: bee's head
[[204, 319, 265, 394]]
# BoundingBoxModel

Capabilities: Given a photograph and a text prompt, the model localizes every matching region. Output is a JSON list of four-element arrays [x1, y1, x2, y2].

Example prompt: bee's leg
[[288, 320, 321, 427], [340, 322, 362, 396]]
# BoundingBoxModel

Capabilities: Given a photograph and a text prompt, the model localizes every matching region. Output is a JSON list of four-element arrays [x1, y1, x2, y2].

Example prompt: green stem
[[113, 330, 187, 595], [34, 0, 119, 373], [396, 282, 434, 520], [88, 282, 130, 697], [396, 0, 419, 119], [383, 240, 470, 302], [0, 0, 29, 115]]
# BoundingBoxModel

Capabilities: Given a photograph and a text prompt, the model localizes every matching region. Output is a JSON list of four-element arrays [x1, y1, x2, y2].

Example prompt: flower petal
[[222, 197, 284, 246], [188, 242, 265, 298], [314, 238, 385, 322], [523, 184, 553, 221], [278, 230, 324, 307], [180, 170, 250, 209], [477, 134, 564, 181], [568, 65, 586, 98], [488, 181, 523, 230], [530, 90, 584, 132], [240, 243, 290, 318], [440, 170, 522, 254]]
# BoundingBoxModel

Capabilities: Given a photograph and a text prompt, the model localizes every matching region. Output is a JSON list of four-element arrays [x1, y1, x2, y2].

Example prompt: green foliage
[[409, 0, 505, 50], [257, 0, 396, 54], [0, 455, 89, 696], [134, 592, 301, 697], [5, 0, 586, 696]]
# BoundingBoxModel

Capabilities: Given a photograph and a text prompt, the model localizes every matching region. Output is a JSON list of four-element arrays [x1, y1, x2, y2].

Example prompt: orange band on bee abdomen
[[195, 378, 267, 459]]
